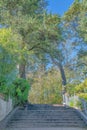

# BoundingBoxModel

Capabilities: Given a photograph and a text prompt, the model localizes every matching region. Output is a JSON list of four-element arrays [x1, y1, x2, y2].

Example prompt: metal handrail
[[65, 96, 87, 116], [79, 98, 87, 116]]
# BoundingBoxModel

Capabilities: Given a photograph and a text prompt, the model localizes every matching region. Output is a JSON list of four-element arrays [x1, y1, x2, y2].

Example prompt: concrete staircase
[[5, 104, 87, 129]]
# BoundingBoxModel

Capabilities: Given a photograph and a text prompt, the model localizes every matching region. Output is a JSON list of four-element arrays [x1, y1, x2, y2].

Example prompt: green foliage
[[0, 28, 19, 100], [29, 67, 62, 104], [75, 78, 87, 93], [0, 0, 62, 81], [12, 78, 30, 105], [0, 0, 47, 16], [75, 78, 87, 100], [0, 77, 30, 105], [64, 0, 87, 42], [76, 100, 83, 109], [0, 77, 14, 100], [66, 84, 76, 96], [78, 93, 87, 101], [0, 77, 8, 100], [0, 28, 19, 78], [69, 99, 75, 107]]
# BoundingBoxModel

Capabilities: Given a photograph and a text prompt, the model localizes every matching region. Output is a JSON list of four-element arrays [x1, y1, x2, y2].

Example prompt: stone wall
[[0, 97, 13, 121]]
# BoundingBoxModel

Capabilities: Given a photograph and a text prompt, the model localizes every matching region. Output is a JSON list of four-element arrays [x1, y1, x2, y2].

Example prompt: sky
[[47, 0, 74, 16]]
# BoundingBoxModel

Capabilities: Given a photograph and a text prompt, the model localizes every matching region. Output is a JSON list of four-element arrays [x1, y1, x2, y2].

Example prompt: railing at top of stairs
[[65, 95, 87, 125], [79, 98, 87, 116]]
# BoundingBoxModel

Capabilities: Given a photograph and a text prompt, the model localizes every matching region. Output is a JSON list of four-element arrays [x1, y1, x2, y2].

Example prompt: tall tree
[[63, 0, 87, 80], [0, 0, 61, 79]]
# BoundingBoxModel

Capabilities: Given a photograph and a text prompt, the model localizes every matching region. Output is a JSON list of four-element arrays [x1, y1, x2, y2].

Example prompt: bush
[[0, 77, 10, 100], [76, 100, 83, 110], [66, 83, 76, 96], [0, 77, 30, 105], [75, 78, 87, 101], [12, 78, 30, 106], [78, 93, 87, 101], [69, 100, 74, 107]]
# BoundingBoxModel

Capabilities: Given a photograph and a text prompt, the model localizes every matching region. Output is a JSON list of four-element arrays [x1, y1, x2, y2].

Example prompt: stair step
[[11, 117, 81, 120], [9, 119, 84, 122], [7, 124, 86, 128]]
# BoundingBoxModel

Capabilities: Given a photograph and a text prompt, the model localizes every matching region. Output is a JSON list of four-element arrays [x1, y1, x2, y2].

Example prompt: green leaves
[[64, 0, 87, 42], [75, 78, 87, 100], [29, 67, 62, 104], [12, 78, 30, 105], [0, 28, 19, 79]]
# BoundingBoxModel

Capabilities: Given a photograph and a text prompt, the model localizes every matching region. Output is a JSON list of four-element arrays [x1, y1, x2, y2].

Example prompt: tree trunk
[[19, 40, 26, 79], [51, 57, 67, 86], [58, 63, 67, 105], [58, 63, 66, 86], [51, 57, 67, 104], [19, 62, 26, 79]]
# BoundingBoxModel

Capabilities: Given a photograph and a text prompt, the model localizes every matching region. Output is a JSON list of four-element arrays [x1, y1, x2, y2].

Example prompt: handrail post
[[62, 85, 67, 106]]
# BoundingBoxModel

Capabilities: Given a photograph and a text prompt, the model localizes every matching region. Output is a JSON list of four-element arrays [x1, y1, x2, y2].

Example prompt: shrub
[[12, 78, 30, 106], [69, 100, 74, 107], [78, 93, 87, 101], [75, 78, 87, 101], [0, 77, 10, 100], [76, 100, 83, 110]]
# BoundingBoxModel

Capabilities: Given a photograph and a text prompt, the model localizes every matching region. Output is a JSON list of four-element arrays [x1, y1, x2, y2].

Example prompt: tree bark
[[57, 62, 67, 105], [19, 62, 26, 79], [51, 57, 67, 104], [19, 40, 26, 79], [58, 63, 66, 86], [51, 57, 67, 86]]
